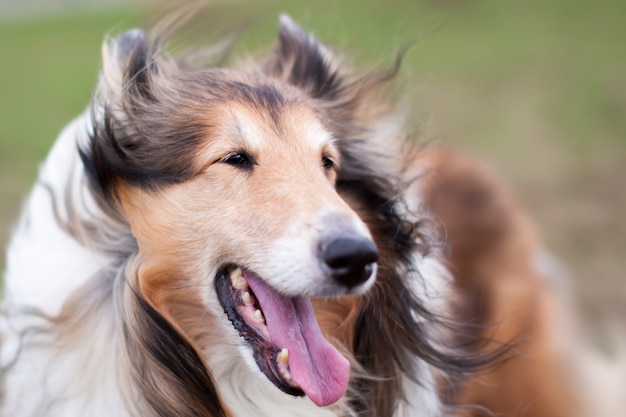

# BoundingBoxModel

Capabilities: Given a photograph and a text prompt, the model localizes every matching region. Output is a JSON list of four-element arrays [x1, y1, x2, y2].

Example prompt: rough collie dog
[[1, 15, 472, 417]]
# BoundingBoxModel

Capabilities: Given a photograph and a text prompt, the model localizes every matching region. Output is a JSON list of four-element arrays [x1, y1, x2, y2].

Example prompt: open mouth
[[216, 266, 350, 407]]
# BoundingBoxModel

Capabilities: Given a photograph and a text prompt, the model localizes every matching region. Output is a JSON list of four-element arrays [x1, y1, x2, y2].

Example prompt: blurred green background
[[1, 0, 624, 327]]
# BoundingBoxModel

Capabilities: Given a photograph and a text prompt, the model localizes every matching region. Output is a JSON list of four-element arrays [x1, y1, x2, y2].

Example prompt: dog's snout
[[322, 236, 378, 288]]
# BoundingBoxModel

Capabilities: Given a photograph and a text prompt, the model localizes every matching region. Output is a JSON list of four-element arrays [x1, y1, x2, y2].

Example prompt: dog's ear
[[265, 14, 343, 99], [100, 29, 161, 105]]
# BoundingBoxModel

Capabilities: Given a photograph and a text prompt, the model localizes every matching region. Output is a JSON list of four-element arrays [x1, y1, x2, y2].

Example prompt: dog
[[1, 15, 477, 417]]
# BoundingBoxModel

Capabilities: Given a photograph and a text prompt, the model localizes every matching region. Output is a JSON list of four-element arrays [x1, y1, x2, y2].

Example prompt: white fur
[[260, 211, 376, 298], [2, 113, 130, 417], [208, 349, 341, 417], [396, 368, 442, 417], [3, 114, 106, 316]]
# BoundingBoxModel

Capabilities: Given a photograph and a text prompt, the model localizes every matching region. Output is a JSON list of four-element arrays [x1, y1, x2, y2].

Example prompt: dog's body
[[414, 148, 581, 417], [1, 16, 463, 417], [415, 148, 626, 417]]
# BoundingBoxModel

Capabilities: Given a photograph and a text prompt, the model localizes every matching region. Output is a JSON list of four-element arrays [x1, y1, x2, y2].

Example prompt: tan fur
[[416, 148, 580, 417], [115, 98, 364, 361]]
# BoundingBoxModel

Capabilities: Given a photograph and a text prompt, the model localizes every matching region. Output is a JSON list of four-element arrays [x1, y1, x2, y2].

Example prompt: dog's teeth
[[242, 291, 253, 305], [229, 267, 248, 289], [277, 348, 289, 365], [253, 309, 265, 323], [280, 369, 292, 382]]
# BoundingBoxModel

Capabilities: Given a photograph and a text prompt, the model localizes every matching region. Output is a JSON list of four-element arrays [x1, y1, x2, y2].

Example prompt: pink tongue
[[244, 271, 350, 407]]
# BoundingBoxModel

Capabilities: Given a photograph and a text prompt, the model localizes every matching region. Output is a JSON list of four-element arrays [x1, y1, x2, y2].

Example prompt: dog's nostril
[[322, 237, 379, 288]]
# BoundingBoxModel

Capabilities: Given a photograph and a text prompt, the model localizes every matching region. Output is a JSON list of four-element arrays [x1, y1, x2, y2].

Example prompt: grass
[[1, 0, 624, 323]]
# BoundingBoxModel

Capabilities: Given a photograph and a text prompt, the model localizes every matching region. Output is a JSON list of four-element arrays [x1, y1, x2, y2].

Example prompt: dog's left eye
[[322, 155, 335, 170], [222, 152, 254, 170]]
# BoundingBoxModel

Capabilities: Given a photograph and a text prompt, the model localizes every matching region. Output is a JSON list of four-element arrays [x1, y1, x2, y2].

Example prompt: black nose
[[322, 236, 379, 288]]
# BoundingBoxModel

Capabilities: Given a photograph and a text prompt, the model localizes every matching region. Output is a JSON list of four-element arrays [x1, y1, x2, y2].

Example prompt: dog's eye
[[222, 152, 254, 170], [322, 155, 335, 170]]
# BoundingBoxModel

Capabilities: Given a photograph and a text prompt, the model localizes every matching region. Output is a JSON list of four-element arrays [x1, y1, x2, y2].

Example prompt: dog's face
[[91, 18, 379, 407], [123, 100, 376, 298]]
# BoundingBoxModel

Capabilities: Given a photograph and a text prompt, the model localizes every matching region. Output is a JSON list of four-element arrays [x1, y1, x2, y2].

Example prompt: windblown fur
[[1, 15, 475, 417], [414, 148, 626, 417]]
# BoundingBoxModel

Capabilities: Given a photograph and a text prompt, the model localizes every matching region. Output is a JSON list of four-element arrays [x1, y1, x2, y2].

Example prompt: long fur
[[1, 15, 478, 417], [413, 148, 626, 417]]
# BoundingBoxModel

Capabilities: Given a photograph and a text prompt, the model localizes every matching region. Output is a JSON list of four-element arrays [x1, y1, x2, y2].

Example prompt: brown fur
[[416, 148, 580, 417]]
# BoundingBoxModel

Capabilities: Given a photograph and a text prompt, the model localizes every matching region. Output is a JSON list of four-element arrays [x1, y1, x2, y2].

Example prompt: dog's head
[[81, 15, 403, 409]]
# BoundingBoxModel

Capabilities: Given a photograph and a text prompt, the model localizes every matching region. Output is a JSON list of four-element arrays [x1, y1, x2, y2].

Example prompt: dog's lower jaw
[[203, 332, 443, 417], [205, 350, 345, 417], [215, 266, 352, 407], [216, 268, 305, 397]]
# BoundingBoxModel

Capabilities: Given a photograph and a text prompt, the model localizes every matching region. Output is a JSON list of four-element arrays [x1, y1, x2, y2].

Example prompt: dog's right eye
[[222, 152, 254, 170]]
